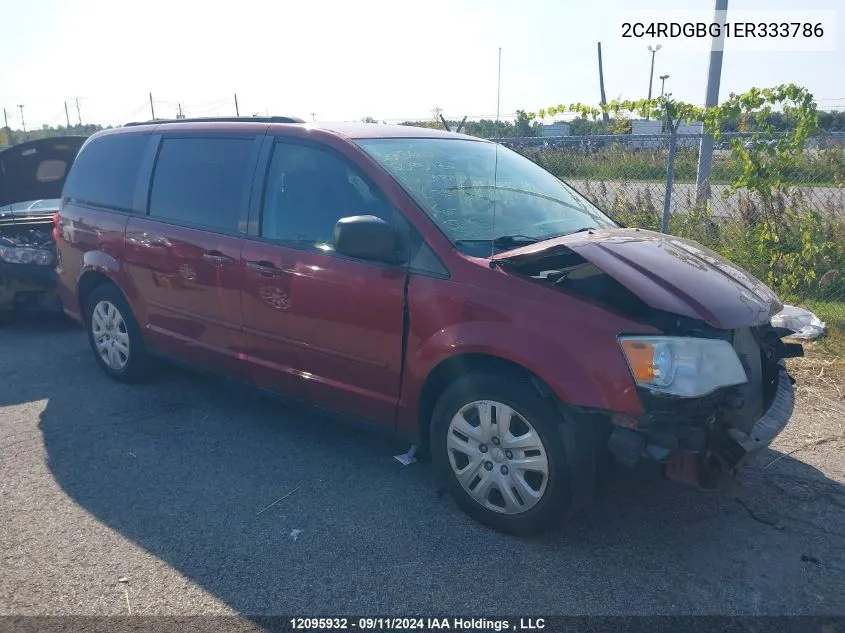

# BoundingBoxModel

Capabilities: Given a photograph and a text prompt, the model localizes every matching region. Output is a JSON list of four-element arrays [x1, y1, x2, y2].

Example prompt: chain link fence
[[497, 131, 845, 336]]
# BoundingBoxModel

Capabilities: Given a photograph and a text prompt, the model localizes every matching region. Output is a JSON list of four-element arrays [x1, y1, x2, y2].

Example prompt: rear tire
[[85, 283, 151, 382], [431, 372, 574, 535]]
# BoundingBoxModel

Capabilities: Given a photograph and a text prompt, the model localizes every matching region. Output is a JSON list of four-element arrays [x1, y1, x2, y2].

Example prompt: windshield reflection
[[357, 138, 616, 256]]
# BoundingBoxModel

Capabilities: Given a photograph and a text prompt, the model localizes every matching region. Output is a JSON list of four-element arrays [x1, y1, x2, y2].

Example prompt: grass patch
[[785, 301, 845, 403]]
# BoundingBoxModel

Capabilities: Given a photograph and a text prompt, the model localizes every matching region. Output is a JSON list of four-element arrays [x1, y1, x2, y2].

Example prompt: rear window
[[63, 134, 148, 212], [148, 137, 254, 233]]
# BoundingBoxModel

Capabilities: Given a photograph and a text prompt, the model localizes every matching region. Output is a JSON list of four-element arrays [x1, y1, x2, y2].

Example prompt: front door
[[124, 134, 261, 375], [240, 139, 407, 426]]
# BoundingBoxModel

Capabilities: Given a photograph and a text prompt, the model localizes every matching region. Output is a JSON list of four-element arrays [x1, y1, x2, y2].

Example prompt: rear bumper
[[0, 263, 60, 313]]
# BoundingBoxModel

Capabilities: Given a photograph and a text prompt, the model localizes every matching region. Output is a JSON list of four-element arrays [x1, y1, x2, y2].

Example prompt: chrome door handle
[[202, 251, 234, 266], [246, 260, 282, 276]]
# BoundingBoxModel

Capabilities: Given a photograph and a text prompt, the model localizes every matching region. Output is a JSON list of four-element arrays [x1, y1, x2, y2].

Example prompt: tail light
[[52, 211, 60, 242]]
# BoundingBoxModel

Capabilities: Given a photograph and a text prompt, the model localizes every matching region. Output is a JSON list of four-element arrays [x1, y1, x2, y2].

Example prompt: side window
[[63, 134, 148, 211], [149, 137, 254, 233], [260, 142, 396, 248]]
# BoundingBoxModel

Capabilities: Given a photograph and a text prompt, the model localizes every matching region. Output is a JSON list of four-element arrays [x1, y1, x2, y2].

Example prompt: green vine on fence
[[528, 84, 818, 200], [526, 86, 838, 299]]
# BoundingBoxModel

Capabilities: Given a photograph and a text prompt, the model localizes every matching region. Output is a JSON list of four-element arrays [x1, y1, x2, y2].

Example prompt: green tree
[[514, 110, 535, 137], [2, 123, 106, 146]]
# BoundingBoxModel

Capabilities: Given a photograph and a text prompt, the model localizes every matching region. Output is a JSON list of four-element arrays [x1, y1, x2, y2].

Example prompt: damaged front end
[[0, 136, 85, 324], [496, 230, 803, 487], [611, 324, 801, 487], [0, 214, 61, 322]]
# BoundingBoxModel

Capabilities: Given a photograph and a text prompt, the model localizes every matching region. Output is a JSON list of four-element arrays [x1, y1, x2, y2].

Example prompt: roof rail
[[123, 116, 305, 127]]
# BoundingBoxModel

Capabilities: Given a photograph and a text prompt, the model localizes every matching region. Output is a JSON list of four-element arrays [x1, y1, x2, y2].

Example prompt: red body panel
[[56, 202, 130, 321], [240, 241, 406, 425], [394, 262, 654, 433], [124, 218, 246, 378]]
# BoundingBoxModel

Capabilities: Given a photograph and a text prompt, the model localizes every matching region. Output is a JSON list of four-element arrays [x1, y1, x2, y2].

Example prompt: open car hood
[[0, 136, 86, 210], [494, 228, 783, 330]]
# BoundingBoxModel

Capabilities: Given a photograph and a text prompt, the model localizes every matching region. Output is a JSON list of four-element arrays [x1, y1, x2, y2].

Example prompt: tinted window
[[63, 134, 148, 211], [261, 142, 396, 247], [149, 137, 254, 233]]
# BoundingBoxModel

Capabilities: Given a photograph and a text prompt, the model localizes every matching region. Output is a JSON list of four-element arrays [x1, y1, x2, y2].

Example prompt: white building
[[630, 119, 662, 148], [539, 122, 570, 137], [676, 121, 704, 147]]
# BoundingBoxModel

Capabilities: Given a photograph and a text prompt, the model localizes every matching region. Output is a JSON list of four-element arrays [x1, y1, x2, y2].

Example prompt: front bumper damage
[[728, 368, 795, 455], [606, 325, 800, 487]]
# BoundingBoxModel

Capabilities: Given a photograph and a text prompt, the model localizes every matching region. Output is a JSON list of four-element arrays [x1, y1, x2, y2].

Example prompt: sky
[[0, 0, 842, 129]]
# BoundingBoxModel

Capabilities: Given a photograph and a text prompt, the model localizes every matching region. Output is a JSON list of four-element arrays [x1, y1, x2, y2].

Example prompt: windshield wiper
[[491, 234, 541, 248]]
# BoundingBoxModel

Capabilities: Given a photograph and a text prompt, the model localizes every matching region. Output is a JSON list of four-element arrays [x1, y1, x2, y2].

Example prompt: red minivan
[[55, 117, 800, 534]]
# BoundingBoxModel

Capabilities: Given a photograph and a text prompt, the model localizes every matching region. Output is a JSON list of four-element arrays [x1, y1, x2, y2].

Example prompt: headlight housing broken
[[618, 335, 748, 398]]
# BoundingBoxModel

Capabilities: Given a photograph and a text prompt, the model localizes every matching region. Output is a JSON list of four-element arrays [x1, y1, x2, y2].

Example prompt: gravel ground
[[1, 314, 844, 616]]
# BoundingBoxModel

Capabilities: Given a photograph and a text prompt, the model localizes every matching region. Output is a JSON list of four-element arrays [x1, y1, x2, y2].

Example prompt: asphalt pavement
[[1, 314, 844, 616]]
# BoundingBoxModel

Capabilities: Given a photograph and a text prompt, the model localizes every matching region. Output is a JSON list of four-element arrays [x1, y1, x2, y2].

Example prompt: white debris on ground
[[771, 305, 827, 341], [393, 444, 418, 466], [290, 529, 303, 541]]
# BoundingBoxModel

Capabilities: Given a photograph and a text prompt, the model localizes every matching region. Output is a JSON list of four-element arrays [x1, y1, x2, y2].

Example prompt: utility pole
[[695, 0, 728, 204], [311, 113, 316, 122], [75, 98, 82, 125], [234, 93, 240, 117], [659, 74, 670, 98], [597, 42, 610, 126], [645, 45, 662, 120], [3, 107, 8, 129], [495, 47, 502, 136], [64, 101, 71, 127], [17, 105, 25, 132], [177, 103, 184, 119], [149, 93, 156, 121]]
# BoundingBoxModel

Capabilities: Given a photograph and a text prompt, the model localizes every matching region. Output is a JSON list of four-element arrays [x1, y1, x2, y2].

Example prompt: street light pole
[[695, 0, 729, 204], [660, 74, 670, 97], [646, 44, 662, 121], [17, 105, 25, 132]]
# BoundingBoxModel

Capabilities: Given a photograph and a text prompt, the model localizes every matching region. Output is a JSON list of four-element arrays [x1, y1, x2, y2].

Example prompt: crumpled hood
[[494, 228, 783, 330], [0, 136, 85, 209]]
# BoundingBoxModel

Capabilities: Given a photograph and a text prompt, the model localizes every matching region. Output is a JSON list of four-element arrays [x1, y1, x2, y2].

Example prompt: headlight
[[618, 335, 747, 397], [0, 245, 56, 266]]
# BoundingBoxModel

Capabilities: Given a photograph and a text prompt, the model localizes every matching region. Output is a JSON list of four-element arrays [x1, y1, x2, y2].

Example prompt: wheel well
[[416, 354, 553, 456], [77, 271, 114, 321]]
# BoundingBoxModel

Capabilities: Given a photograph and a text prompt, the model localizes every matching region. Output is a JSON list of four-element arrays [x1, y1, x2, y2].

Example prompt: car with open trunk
[[0, 136, 85, 324]]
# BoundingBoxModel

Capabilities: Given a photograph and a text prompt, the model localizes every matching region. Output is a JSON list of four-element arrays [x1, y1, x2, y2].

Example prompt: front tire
[[85, 284, 151, 382], [431, 372, 573, 535]]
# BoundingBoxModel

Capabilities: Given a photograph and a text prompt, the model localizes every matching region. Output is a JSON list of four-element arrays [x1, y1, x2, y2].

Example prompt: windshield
[[356, 138, 616, 256]]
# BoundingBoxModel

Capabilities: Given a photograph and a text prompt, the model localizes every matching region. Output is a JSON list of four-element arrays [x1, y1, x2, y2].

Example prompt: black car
[[0, 136, 85, 324]]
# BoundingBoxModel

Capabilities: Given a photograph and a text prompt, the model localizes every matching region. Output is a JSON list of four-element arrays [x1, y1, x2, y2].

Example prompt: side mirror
[[333, 215, 401, 264]]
